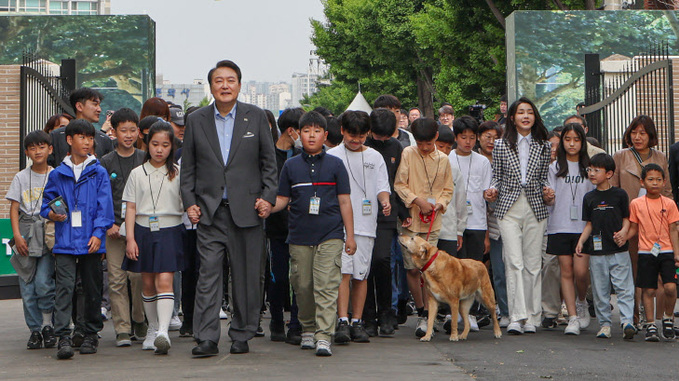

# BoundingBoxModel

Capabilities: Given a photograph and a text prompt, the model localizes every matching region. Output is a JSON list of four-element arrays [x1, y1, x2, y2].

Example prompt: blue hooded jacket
[[40, 155, 114, 255]]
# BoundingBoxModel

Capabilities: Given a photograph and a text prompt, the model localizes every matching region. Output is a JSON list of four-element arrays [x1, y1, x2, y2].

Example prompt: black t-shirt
[[100, 149, 146, 225], [582, 186, 629, 255]]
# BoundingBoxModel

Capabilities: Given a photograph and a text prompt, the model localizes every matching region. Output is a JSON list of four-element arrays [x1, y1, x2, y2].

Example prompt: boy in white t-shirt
[[449, 116, 492, 261], [328, 111, 391, 344]]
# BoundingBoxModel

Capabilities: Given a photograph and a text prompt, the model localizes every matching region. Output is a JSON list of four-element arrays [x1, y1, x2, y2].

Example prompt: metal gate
[[581, 43, 674, 153], [19, 51, 76, 168]]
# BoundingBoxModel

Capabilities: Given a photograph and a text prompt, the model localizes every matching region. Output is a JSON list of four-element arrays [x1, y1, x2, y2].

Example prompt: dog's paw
[[420, 335, 432, 342], [494, 332, 502, 339], [449, 335, 459, 342], [459, 334, 468, 341]]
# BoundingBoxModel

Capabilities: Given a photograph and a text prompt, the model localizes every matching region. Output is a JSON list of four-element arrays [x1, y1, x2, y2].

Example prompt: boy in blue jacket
[[41, 119, 114, 360]]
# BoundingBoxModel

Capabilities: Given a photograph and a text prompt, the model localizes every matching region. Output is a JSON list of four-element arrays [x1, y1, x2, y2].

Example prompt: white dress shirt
[[517, 133, 532, 186]]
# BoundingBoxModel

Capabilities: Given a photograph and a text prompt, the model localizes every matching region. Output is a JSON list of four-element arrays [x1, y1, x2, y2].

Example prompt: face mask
[[292, 131, 303, 149]]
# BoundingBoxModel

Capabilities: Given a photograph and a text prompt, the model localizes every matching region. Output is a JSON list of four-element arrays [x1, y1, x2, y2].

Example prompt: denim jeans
[[489, 238, 509, 317], [589, 252, 635, 327], [19, 254, 55, 332], [391, 235, 409, 312]]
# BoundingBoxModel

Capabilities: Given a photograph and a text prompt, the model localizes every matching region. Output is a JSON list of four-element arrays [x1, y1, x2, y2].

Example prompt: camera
[[468, 102, 487, 123]]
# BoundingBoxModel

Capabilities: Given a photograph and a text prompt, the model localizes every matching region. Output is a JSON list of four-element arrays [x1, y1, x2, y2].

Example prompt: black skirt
[[122, 223, 186, 273]]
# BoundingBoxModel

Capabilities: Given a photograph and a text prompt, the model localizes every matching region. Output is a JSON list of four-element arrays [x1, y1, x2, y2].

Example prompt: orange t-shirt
[[629, 195, 679, 253]]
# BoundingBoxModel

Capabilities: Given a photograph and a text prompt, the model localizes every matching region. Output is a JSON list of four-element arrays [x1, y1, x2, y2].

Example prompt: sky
[[110, 0, 326, 84]]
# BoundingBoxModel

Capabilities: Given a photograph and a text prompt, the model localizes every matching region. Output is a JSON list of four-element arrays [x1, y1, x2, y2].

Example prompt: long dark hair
[[503, 97, 548, 150], [555, 123, 589, 179], [145, 120, 178, 181]]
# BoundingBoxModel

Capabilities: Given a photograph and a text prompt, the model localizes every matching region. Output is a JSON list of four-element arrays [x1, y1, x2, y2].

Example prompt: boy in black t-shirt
[[576, 153, 636, 340]]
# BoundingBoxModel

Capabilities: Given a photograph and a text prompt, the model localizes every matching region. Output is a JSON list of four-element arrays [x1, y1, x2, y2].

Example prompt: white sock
[[42, 312, 52, 328], [351, 318, 360, 324], [339, 317, 349, 323], [156, 293, 175, 334], [142, 294, 158, 330]]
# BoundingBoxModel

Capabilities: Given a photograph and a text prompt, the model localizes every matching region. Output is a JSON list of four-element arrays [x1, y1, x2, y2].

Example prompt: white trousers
[[498, 192, 547, 326]]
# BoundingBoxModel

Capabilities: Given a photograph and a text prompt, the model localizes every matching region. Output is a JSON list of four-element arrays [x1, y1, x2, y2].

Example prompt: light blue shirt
[[214, 102, 237, 199], [517, 133, 531, 186]]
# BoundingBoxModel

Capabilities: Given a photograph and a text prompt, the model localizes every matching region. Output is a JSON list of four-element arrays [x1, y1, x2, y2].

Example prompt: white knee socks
[[142, 294, 158, 330], [156, 293, 175, 334]]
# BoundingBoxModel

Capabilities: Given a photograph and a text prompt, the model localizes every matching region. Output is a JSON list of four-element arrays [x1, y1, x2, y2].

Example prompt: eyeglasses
[[586, 168, 604, 174]]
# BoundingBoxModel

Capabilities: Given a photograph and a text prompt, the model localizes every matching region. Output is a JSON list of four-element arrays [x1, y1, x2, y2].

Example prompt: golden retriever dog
[[399, 235, 502, 342]]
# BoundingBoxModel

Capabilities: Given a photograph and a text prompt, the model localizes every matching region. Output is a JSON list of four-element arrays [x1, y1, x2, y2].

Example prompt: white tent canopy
[[345, 91, 372, 113]]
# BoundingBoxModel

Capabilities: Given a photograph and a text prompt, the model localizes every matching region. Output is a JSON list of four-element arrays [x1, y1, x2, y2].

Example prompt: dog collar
[[420, 250, 439, 273]]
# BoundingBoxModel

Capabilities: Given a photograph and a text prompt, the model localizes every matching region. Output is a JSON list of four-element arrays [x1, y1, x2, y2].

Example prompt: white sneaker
[[101, 307, 109, 321], [565, 317, 581, 335], [415, 317, 427, 338], [523, 323, 537, 333], [142, 326, 157, 351], [315, 339, 332, 356], [300, 333, 315, 349], [169, 316, 182, 331], [576, 299, 591, 329], [468, 315, 479, 332], [219, 309, 228, 320], [507, 321, 523, 335], [499, 316, 510, 328], [596, 325, 611, 338], [154, 331, 171, 354]]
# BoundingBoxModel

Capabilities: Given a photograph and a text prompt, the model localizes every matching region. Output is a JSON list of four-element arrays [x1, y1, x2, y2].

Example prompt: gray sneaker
[[315, 339, 332, 356], [300, 333, 315, 350], [116, 333, 132, 347]]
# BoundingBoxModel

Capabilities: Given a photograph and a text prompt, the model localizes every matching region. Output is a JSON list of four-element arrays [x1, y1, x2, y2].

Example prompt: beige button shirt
[[123, 162, 183, 228]]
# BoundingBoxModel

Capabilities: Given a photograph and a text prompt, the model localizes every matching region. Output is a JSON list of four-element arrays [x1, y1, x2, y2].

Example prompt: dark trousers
[[457, 229, 486, 261], [364, 228, 395, 323], [268, 238, 300, 329], [54, 254, 103, 337], [182, 229, 199, 326], [194, 203, 267, 343]]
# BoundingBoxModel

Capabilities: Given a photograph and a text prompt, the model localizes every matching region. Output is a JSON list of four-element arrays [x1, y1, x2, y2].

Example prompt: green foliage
[[198, 96, 211, 108]]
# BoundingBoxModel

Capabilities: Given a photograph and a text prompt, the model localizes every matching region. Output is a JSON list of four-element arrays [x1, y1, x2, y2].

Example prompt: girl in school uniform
[[484, 97, 553, 335], [123, 121, 184, 354], [544, 123, 595, 336]]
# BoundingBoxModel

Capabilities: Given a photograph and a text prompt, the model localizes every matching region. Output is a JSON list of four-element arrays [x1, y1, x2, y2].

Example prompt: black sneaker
[[378, 315, 395, 336], [645, 323, 660, 342], [334, 320, 351, 344], [350, 321, 370, 343], [71, 330, 85, 348], [255, 322, 265, 337], [587, 298, 596, 318], [396, 300, 408, 325], [179, 322, 193, 337], [476, 315, 491, 328], [42, 326, 57, 348], [443, 315, 452, 334], [132, 320, 148, 340], [79, 334, 98, 354], [541, 317, 557, 330], [27, 331, 43, 349], [364, 320, 378, 337], [269, 320, 286, 342], [662, 319, 675, 341], [56, 336, 74, 360], [285, 327, 302, 345]]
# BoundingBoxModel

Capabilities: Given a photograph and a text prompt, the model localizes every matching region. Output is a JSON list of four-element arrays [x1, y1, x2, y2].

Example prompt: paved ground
[[1, 297, 678, 381]]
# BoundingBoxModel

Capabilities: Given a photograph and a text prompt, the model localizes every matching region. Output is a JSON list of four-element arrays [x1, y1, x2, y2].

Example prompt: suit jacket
[[48, 126, 114, 167], [611, 148, 672, 202], [669, 142, 679, 202], [490, 137, 551, 221], [180, 101, 278, 227]]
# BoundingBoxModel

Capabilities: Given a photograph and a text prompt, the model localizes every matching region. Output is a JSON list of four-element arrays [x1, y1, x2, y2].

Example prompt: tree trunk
[[417, 68, 435, 118], [484, 0, 506, 29], [552, 0, 568, 10], [585, 0, 597, 10]]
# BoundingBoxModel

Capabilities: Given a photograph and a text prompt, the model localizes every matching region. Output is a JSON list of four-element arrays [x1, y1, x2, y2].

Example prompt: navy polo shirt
[[278, 149, 351, 246]]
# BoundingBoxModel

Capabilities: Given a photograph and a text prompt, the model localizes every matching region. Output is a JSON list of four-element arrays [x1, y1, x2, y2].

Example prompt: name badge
[[427, 197, 436, 206], [149, 216, 160, 232], [593, 234, 603, 251], [570, 205, 579, 220], [309, 196, 321, 215], [121, 203, 127, 219], [466, 200, 473, 215], [71, 209, 82, 228], [651, 242, 661, 257], [362, 198, 372, 215]]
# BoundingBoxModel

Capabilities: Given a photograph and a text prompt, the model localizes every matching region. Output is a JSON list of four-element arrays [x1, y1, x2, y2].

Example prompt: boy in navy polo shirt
[[271, 111, 356, 357]]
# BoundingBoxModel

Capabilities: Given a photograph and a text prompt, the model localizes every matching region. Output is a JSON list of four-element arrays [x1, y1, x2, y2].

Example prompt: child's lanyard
[[143, 164, 166, 216], [344, 145, 366, 198], [419, 152, 440, 198], [28, 168, 50, 215], [568, 166, 581, 220], [455, 153, 472, 195], [644, 195, 666, 246]]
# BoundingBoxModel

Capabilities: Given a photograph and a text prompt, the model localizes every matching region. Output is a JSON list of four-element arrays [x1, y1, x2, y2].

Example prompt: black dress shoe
[[230, 340, 249, 354], [192, 340, 219, 357]]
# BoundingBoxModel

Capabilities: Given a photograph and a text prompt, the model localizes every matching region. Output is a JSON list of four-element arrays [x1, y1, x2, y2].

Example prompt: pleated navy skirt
[[123, 223, 185, 273]]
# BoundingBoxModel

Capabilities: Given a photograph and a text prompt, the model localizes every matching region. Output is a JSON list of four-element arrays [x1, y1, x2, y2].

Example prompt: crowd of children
[[6, 87, 679, 361]]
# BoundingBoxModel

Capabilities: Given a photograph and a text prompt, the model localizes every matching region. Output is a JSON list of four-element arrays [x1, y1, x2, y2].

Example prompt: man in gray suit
[[181, 60, 277, 356]]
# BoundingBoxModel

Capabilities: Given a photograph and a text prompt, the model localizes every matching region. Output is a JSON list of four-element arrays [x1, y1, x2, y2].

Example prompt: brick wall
[[644, 0, 678, 10], [0, 65, 21, 220]]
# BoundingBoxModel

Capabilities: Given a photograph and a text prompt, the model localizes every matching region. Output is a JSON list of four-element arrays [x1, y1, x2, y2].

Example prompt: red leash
[[419, 209, 436, 241]]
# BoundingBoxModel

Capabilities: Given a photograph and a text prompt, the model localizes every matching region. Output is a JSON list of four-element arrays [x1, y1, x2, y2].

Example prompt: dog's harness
[[420, 250, 439, 273]]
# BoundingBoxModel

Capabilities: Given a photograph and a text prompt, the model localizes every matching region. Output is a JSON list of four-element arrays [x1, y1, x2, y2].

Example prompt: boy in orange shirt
[[627, 163, 679, 342]]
